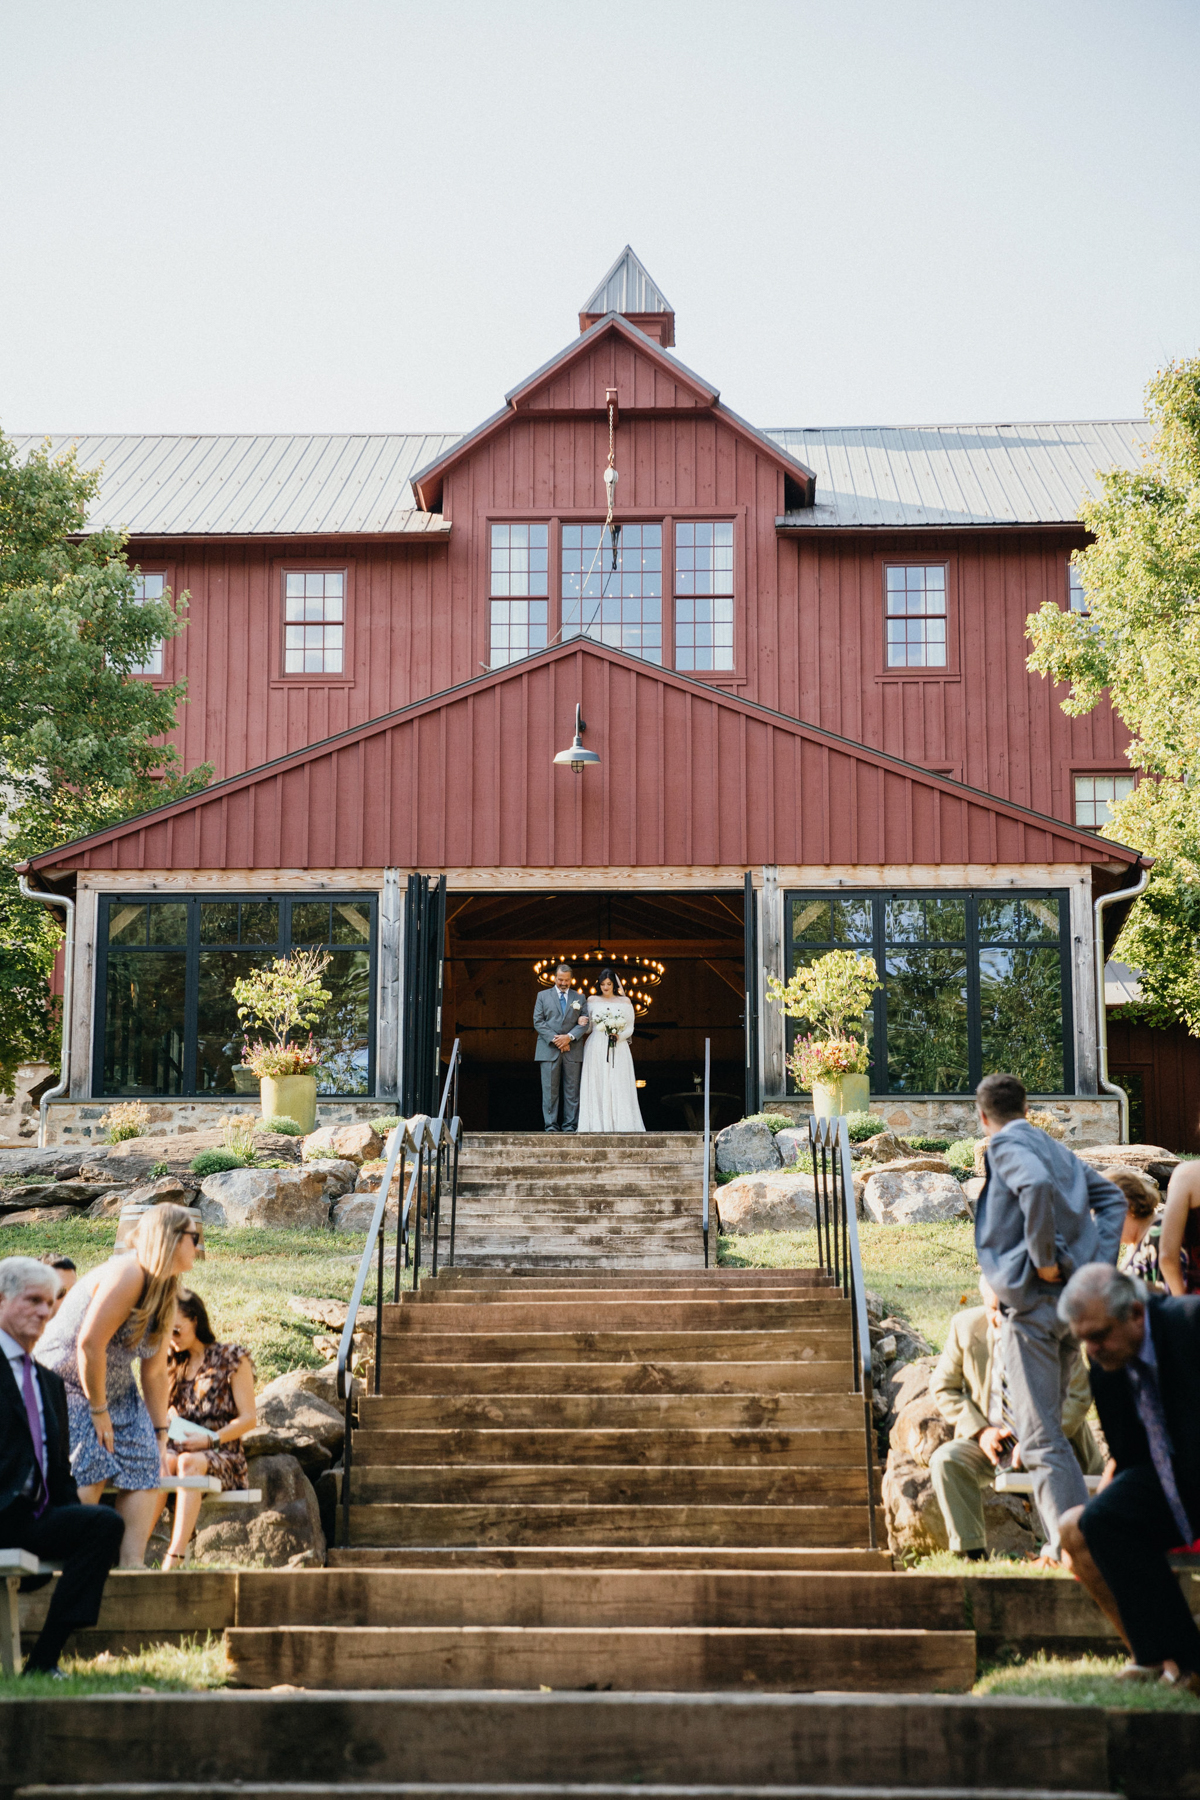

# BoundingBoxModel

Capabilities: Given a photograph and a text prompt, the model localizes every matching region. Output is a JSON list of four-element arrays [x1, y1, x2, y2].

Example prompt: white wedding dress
[[577, 996, 646, 1133]]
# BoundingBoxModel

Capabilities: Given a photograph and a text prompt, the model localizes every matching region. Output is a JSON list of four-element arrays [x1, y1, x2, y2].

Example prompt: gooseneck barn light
[[553, 703, 600, 774]]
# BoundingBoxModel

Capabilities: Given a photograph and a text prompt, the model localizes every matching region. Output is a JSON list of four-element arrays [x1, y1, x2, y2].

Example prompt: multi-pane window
[[489, 524, 548, 666], [130, 573, 165, 675], [1068, 564, 1089, 613], [98, 893, 376, 1097], [786, 889, 1071, 1096], [284, 571, 344, 674], [562, 523, 662, 662], [885, 565, 947, 667], [675, 522, 734, 670], [1075, 774, 1134, 829]]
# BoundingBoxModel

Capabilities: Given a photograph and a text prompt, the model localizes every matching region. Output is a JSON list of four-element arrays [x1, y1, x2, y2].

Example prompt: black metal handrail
[[701, 1037, 712, 1268], [808, 1113, 877, 1551], [336, 1038, 460, 1549]]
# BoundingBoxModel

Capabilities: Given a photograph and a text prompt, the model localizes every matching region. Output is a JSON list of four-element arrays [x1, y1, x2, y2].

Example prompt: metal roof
[[767, 420, 1154, 528], [7, 433, 459, 536], [580, 246, 674, 318]]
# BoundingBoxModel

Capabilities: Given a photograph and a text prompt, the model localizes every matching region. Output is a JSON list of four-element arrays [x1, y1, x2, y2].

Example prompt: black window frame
[[94, 891, 378, 1099], [782, 887, 1075, 1096]]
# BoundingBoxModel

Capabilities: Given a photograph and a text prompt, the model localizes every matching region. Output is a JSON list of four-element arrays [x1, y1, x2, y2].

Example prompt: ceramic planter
[[260, 1073, 318, 1133], [811, 1072, 870, 1119]]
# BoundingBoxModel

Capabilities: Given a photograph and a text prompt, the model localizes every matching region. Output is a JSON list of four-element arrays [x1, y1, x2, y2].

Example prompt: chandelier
[[532, 949, 665, 1018]]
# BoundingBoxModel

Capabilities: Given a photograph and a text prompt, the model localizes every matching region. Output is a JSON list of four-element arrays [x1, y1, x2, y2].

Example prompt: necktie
[[21, 1354, 48, 1517], [560, 990, 568, 1020], [995, 1333, 1018, 1437], [1127, 1358, 1194, 1546]]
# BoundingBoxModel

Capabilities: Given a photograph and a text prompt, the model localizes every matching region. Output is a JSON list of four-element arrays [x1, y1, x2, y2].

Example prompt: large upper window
[[489, 524, 548, 666], [97, 893, 376, 1097], [130, 573, 166, 676], [885, 564, 947, 667], [1075, 774, 1134, 829], [785, 889, 1072, 1096], [562, 523, 662, 662], [284, 570, 344, 674], [675, 522, 734, 671]]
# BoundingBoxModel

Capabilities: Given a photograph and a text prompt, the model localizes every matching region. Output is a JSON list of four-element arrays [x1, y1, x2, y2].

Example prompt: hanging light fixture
[[553, 702, 600, 774], [532, 949, 666, 1018]]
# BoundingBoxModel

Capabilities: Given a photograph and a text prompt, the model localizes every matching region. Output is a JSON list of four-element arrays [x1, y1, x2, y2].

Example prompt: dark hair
[[597, 966, 616, 988], [555, 960, 573, 975], [40, 1254, 76, 1272], [170, 1287, 216, 1362], [976, 1072, 1027, 1123]]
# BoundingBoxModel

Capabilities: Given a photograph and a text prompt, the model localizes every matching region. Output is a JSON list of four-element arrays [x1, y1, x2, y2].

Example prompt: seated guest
[[160, 1289, 256, 1570], [1112, 1168, 1166, 1291], [930, 1276, 1102, 1559], [0, 1256, 124, 1675], [1058, 1264, 1200, 1691], [1160, 1158, 1200, 1295], [39, 1256, 77, 1321]]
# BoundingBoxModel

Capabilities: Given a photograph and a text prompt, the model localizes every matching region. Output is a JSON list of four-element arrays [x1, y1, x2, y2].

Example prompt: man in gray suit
[[974, 1071, 1126, 1563], [533, 961, 591, 1132]]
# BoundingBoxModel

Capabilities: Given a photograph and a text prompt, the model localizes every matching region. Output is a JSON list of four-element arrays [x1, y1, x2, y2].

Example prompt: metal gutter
[[17, 878, 75, 1149], [1094, 863, 1151, 1143]]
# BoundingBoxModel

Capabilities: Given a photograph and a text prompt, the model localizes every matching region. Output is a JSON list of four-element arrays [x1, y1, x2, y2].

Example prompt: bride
[[577, 968, 646, 1133]]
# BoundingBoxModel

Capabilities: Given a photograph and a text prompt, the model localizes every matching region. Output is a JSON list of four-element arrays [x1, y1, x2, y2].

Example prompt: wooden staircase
[[222, 1268, 982, 1694]]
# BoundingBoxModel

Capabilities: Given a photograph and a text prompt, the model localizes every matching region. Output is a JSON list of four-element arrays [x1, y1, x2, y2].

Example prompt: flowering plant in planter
[[766, 948, 878, 1095], [232, 949, 332, 1062], [239, 1035, 324, 1079], [789, 1032, 870, 1091]]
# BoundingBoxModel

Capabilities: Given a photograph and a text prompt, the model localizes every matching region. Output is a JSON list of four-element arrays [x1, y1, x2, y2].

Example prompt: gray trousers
[[540, 1056, 582, 1131], [1000, 1296, 1089, 1559]]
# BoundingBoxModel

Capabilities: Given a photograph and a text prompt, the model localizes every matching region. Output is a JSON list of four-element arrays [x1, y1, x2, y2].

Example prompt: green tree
[[0, 432, 210, 1094], [1026, 354, 1200, 1030]]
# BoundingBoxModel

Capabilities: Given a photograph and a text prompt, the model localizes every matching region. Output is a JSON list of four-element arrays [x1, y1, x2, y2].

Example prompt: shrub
[[845, 1111, 886, 1142], [372, 1116, 401, 1133], [222, 1116, 257, 1162], [150, 1161, 170, 1178], [261, 1114, 303, 1136], [743, 1112, 793, 1134], [99, 1101, 151, 1144], [189, 1147, 246, 1176], [946, 1138, 979, 1173], [902, 1135, 950, 1152]]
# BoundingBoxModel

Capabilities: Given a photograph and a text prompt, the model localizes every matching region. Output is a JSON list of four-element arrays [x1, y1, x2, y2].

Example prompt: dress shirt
[[1, 1325, 47, 1497]]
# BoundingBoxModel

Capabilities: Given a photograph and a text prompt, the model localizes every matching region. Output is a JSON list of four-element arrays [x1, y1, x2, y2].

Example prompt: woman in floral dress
[[161, 1288, 256, 1569]]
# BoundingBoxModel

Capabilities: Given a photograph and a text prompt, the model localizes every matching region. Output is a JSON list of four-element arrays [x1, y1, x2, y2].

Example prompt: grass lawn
[[0, 1637, 228, 1694], [719, 1219, 979, 1351], [975, 1651, 1200, 1710], [0, 1215, 403, 1382]]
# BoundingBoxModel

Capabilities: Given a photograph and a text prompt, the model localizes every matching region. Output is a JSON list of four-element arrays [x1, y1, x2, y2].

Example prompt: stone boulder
[[890, 1384, 955, 1468], [87, 1127, 302, 1185], [126, 1176, 190, 1207], [773, 1128, 808, 1168], [303, 1158, 359, 1199], [0, 1147, 89, 1180], [192, 1452, 325, 1567], [242, 1369, 346, 1474], [196, 1166, 332, 1229], [1077, 1144, 1180, 1186], [715, 1119, 781, 1176], [717, 1170, 819, 1234], [288, 1295, 376, 1337], [0, 1205, 79, 1227], [303, 1122, 384, 1166], [86, 1190, 131, 1219], [0, 1179, 120, 1211], [859, 1129, 907, 1165], [355, 1161, 405, 1198], [863, 1169, 971, 1225], [1027, 1109, 1068, 1140], [332, 1193, 399, 1233]]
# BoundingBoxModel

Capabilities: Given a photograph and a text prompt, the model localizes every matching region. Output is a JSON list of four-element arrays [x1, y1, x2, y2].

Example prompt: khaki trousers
[[928, 1437, 995, 1553]]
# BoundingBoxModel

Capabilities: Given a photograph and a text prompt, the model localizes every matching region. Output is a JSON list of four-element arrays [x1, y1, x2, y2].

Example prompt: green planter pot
[[811, 1072, 870, 1119], [260, 1073, 317, 1134]]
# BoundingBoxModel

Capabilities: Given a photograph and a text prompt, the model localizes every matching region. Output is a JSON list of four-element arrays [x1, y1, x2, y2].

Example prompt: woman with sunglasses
[[160, 1288, 256, 1569], [36, 1205, 200, 1567]]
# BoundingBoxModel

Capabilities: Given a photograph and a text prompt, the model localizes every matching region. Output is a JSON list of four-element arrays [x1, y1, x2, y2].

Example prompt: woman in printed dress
[[161, 1288, 257, 1569]]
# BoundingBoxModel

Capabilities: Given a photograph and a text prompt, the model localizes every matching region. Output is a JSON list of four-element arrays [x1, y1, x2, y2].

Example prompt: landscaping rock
[[242, 1369, 346, 1474], [0, 1205, 79, 1227], [287, 1296, 376, 1340], [86, 1191, 130, 1219], [196, 1166, 332, 1229], [0, 1148, 88, 1180], [355, 1160, 404, 1198], [962, 1176, 985, 1205], [890, 1384, 954, 1467], [303, 1122, 383, 1166], [716, 1170, 819, 1234], [0, 1180, 119, 1210], [773, 1128, 808, 1168], [192, 1452, 325, 1567], [1077, 1144, 1180, 1186], [715, 1119, 781, 1176], [332, 1193, 399, 1233], [863, 1169, 971, 1225], [866, 1154, 954, 1178], [1027, 1109, 1068, 1140], [859, 1129, 907, 1165], [126, 1177, 190, 1207], [88, 1128, 303, 1185], [303, 1158, 358, 1199]]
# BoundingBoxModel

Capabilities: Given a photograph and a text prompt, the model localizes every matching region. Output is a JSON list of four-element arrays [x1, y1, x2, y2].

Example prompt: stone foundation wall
[[43, 1097, 389, 1146], [759, 1094, 1122, 1146]]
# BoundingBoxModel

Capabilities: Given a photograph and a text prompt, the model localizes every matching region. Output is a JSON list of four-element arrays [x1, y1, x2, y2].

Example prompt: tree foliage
[[1026, 354, 1200, 1030]]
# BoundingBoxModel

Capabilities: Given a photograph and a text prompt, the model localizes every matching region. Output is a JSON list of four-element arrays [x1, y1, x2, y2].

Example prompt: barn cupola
[[579, 246, 675, 346]]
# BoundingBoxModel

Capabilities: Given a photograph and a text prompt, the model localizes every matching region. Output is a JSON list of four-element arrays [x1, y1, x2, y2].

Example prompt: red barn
[[19, 248, 1168, 1146]]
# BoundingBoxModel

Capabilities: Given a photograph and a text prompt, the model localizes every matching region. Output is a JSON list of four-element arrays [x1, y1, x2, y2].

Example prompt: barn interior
[[444, 890, 747, 1131]]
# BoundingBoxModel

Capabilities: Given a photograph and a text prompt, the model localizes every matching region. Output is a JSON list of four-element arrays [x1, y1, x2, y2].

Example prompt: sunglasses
[[181, 1230, 202, 1245]]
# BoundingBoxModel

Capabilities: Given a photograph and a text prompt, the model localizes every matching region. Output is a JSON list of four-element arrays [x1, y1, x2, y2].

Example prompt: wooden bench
[[104, 1476, 262, 1502], [0, 1548, 55, 1676], [994, 1471, 1104, 1495]]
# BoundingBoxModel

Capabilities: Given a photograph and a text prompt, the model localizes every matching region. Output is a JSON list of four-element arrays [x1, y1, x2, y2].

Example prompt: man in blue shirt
[[973, 1072, 1125, 1562]]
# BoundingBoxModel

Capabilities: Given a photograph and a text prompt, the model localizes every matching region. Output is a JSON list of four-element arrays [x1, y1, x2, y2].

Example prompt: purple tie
[[21, 1354, 48, 1517]]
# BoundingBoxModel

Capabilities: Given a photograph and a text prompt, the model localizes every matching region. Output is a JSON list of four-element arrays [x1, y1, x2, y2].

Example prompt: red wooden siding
[[1107, 1016, 1200, 1154], [30, 643, 1139, 877]]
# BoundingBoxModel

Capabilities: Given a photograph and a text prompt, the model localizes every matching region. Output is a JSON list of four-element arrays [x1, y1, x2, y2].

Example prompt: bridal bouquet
[[592, 1003, 627, 1065]]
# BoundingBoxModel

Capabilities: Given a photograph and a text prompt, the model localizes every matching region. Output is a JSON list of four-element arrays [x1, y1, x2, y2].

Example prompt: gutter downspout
[[1094, 862, 1150, 1145], [17, 877, 75, 1150]]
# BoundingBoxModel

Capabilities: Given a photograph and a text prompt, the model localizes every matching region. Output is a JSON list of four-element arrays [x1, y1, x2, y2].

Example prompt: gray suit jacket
[[975, 1117, 1126, 1314], [533, 987, 591, 1064]]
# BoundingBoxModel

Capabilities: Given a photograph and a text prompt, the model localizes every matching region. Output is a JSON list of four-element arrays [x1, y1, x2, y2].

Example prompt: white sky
[[1, 0, 1198, 436]]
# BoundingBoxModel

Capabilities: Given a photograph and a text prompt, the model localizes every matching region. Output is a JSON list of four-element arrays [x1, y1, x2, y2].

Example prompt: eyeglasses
[[181, 1231, 202, 1245]]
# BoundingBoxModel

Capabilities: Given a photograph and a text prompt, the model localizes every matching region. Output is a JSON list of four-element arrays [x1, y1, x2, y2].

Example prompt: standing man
[[533, 961, 591, 1133], [0, 1256, 125, 1675], [973, 1072, 1125, 1563]]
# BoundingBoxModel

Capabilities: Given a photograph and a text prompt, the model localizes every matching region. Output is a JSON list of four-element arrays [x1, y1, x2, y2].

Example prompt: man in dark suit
[[1058, 1262, 1200, 1690], [0, 1255, 124, 1674]]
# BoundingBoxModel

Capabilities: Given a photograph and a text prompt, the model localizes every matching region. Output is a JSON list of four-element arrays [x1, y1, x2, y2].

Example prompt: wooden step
[[387, 1300, 850, 1333], [346, 1465, 870, 1505], [408, 1283, 832, 1303], [224, 1623, 975, 1693], [14, 1788, 1120, 1800], [325, 1544, 894, 1569], [350, 1427, 866, 1466], [345, 1502, 881, 1546], [384, 1361, 854, 1394], [425, 1269, 826, 1286], [357, 1393, 865, 1428], [391, 1332, 846, 1364]]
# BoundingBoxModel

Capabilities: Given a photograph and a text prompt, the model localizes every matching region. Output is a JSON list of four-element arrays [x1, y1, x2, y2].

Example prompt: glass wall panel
[[103, 950, 187, 1095], [885, 948, 970, 1092], [196, 948, 278, 1092]]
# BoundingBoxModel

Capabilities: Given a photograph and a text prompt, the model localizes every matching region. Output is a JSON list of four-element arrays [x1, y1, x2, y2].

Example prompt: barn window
[[884, 564, 947, 667], [1074, 774, 1134, 829], [675, 522, 734, 670], [784, 889, 1072, 1096], [130, 573, 166, 675], [1068, 564, 1089, 613], [561, 523, 662, 662], [489, 524, 548, 665], [96, 893, 377, 1098], [283, 570, 345, 673]]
